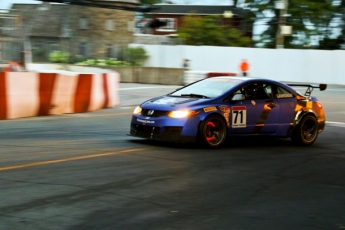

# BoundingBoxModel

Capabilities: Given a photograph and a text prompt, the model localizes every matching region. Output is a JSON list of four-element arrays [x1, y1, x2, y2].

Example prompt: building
[[7, 0, 139, 63], [146, 4, 253, 38], [0, 9, 23, 63]]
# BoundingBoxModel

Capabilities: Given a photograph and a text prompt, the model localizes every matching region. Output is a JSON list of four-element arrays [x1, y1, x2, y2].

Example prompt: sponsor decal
[[223, 112, 230, 126], [203, 106, 218, 112], [277, 93, 293, 98], [219, 105, 230, 113], [232, 106, 247, 128], [137, 118, 155, 124]]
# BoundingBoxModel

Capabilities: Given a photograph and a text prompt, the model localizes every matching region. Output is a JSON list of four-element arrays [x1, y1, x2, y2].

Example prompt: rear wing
[[288, 84, 327, 96]]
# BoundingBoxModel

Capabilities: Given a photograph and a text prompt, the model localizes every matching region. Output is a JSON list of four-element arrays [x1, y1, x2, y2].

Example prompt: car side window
[[231, 89, 245, 101], [276, 86, 294, 99], [263, 84, 273, 99], [242, 83, 271, 100]]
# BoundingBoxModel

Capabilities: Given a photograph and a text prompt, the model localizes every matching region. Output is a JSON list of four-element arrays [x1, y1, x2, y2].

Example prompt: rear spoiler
[[288, 84, 327, 96]]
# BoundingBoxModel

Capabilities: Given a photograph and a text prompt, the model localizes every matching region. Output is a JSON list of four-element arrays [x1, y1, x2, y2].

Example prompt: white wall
[[130, 44, 345, 85]]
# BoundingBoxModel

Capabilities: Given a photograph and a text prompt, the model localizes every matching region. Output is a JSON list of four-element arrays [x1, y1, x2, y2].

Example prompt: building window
[[79, 43, 88, 56], [106, 44, 113, 58], [79, 17, 88, 30], [156, 18, 177, 32], [105, 19, 115, 31], [49, 42, 59, 54]]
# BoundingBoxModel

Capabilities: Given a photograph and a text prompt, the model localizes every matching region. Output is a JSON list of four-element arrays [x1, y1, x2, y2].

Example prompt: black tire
[[291, 115, 318, 146], [198, 114, 227, 148]]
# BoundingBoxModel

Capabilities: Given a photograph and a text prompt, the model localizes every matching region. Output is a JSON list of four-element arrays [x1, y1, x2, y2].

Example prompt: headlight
[[168, 110, 199, 118], [133, 106, 142, 115]]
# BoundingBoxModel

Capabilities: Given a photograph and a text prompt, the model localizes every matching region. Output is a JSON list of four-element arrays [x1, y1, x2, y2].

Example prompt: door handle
[[267, 102, 276, 108]]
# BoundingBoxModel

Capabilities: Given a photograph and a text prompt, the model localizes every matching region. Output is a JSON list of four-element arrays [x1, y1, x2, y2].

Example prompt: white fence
[[130, 44, 345, 85]]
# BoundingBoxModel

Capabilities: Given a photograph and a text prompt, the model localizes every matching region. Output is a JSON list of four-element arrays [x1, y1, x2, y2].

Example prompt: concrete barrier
[[95, 66, 185, 85], [26, 64, 186, 85], [0, 71, 119, 120], [183, 71, 240, 85], [184, 71, 216, 85]]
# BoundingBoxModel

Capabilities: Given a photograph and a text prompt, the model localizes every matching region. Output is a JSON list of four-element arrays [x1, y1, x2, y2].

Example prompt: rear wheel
[[198, 115, 227, 148], [292, 115, 318, 146]]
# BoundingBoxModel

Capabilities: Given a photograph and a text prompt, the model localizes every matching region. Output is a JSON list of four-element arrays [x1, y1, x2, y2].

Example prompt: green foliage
[[177, 15, 252, 47], [319, 36, 345, 50], [48, 47, 148, 66], [118, 46, 149, 66], [33, 48, 47, 62], [69, 55, 87, 64], [49, 50, 70, 63], [75, 58, 132, 67], [244, 0, 343, 49], [140, 0, 163, 5]]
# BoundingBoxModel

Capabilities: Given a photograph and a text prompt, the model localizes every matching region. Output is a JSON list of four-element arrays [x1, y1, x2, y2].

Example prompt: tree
[[140, 0, 163, 5], [244, 0, 344, 49], [177, 15, 252, 47], [118, 47, 149, 66], [49, 51, 70, 63]]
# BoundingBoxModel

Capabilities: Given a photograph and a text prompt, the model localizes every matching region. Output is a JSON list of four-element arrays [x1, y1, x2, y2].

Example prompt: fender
[[286, 109, 316, 137], [197, 112, 228, 132], [294, 109, 316, 125]]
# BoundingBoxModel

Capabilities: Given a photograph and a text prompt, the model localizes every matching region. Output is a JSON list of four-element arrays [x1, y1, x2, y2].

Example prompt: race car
[[129, 76, 327, 148]]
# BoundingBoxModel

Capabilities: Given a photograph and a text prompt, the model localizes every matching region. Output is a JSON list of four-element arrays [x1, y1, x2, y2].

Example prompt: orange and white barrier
[[0, 71, 119, 120]]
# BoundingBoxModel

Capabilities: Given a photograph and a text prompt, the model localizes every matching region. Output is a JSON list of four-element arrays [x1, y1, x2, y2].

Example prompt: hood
[[141, 96, 205, 110]]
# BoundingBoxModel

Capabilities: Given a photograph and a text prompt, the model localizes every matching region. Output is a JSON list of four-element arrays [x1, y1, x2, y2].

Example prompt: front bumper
[[129, 123, 197, 143], [129, 115, 198, 143]]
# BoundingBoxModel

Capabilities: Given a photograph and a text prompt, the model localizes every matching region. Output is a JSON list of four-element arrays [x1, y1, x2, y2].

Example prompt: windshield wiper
[[180, 93, 210, 99]]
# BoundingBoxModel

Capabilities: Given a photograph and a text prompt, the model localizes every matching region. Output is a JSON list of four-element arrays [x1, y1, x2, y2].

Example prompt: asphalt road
[[0, 83, 344, 230]]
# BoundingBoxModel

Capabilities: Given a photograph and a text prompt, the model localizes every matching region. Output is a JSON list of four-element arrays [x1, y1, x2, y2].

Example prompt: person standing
[[239, 59, 249, 76], [183, 59, 190, 68]]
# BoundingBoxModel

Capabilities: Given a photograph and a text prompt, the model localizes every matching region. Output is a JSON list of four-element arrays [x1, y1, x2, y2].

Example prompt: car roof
[[207, 76, 285, 84], [207, 76, 254, 81], [206, 76, 296, 92]]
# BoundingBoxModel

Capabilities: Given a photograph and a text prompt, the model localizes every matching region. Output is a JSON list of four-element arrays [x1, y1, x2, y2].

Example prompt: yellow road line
[[0, 147, 151, 171]]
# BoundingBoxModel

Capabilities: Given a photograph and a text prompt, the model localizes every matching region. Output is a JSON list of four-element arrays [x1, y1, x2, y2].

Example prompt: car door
[[228, 82, 280, 135], [274, 85, 297, 136]]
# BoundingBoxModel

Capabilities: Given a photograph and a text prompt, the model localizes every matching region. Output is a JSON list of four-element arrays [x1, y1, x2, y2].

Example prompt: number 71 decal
[[232, 106, 247, 128]]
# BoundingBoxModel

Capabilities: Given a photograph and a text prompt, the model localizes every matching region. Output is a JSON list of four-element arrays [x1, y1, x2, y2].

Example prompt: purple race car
[[129, 76, 326, 148]]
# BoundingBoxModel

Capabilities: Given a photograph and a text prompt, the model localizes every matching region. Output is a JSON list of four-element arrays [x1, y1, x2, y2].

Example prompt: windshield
[[170, 77, 244, 98]]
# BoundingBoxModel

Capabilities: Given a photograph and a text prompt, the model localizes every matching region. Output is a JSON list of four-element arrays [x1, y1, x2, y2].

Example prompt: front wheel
[[198, 115, 227, 148], [291, 115, 318, 146]]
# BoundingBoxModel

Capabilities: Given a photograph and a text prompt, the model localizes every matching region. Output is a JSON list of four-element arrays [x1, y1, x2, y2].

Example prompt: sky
[[0, 0, 234, 9], [0, 0, 40, 9]]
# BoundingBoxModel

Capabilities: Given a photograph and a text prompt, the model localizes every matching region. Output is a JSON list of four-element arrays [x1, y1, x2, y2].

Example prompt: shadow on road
[[128, 136, 297, 149]]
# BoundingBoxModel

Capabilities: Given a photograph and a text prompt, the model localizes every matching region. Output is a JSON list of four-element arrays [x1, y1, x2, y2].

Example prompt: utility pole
[[275, 0, 290, 49]]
